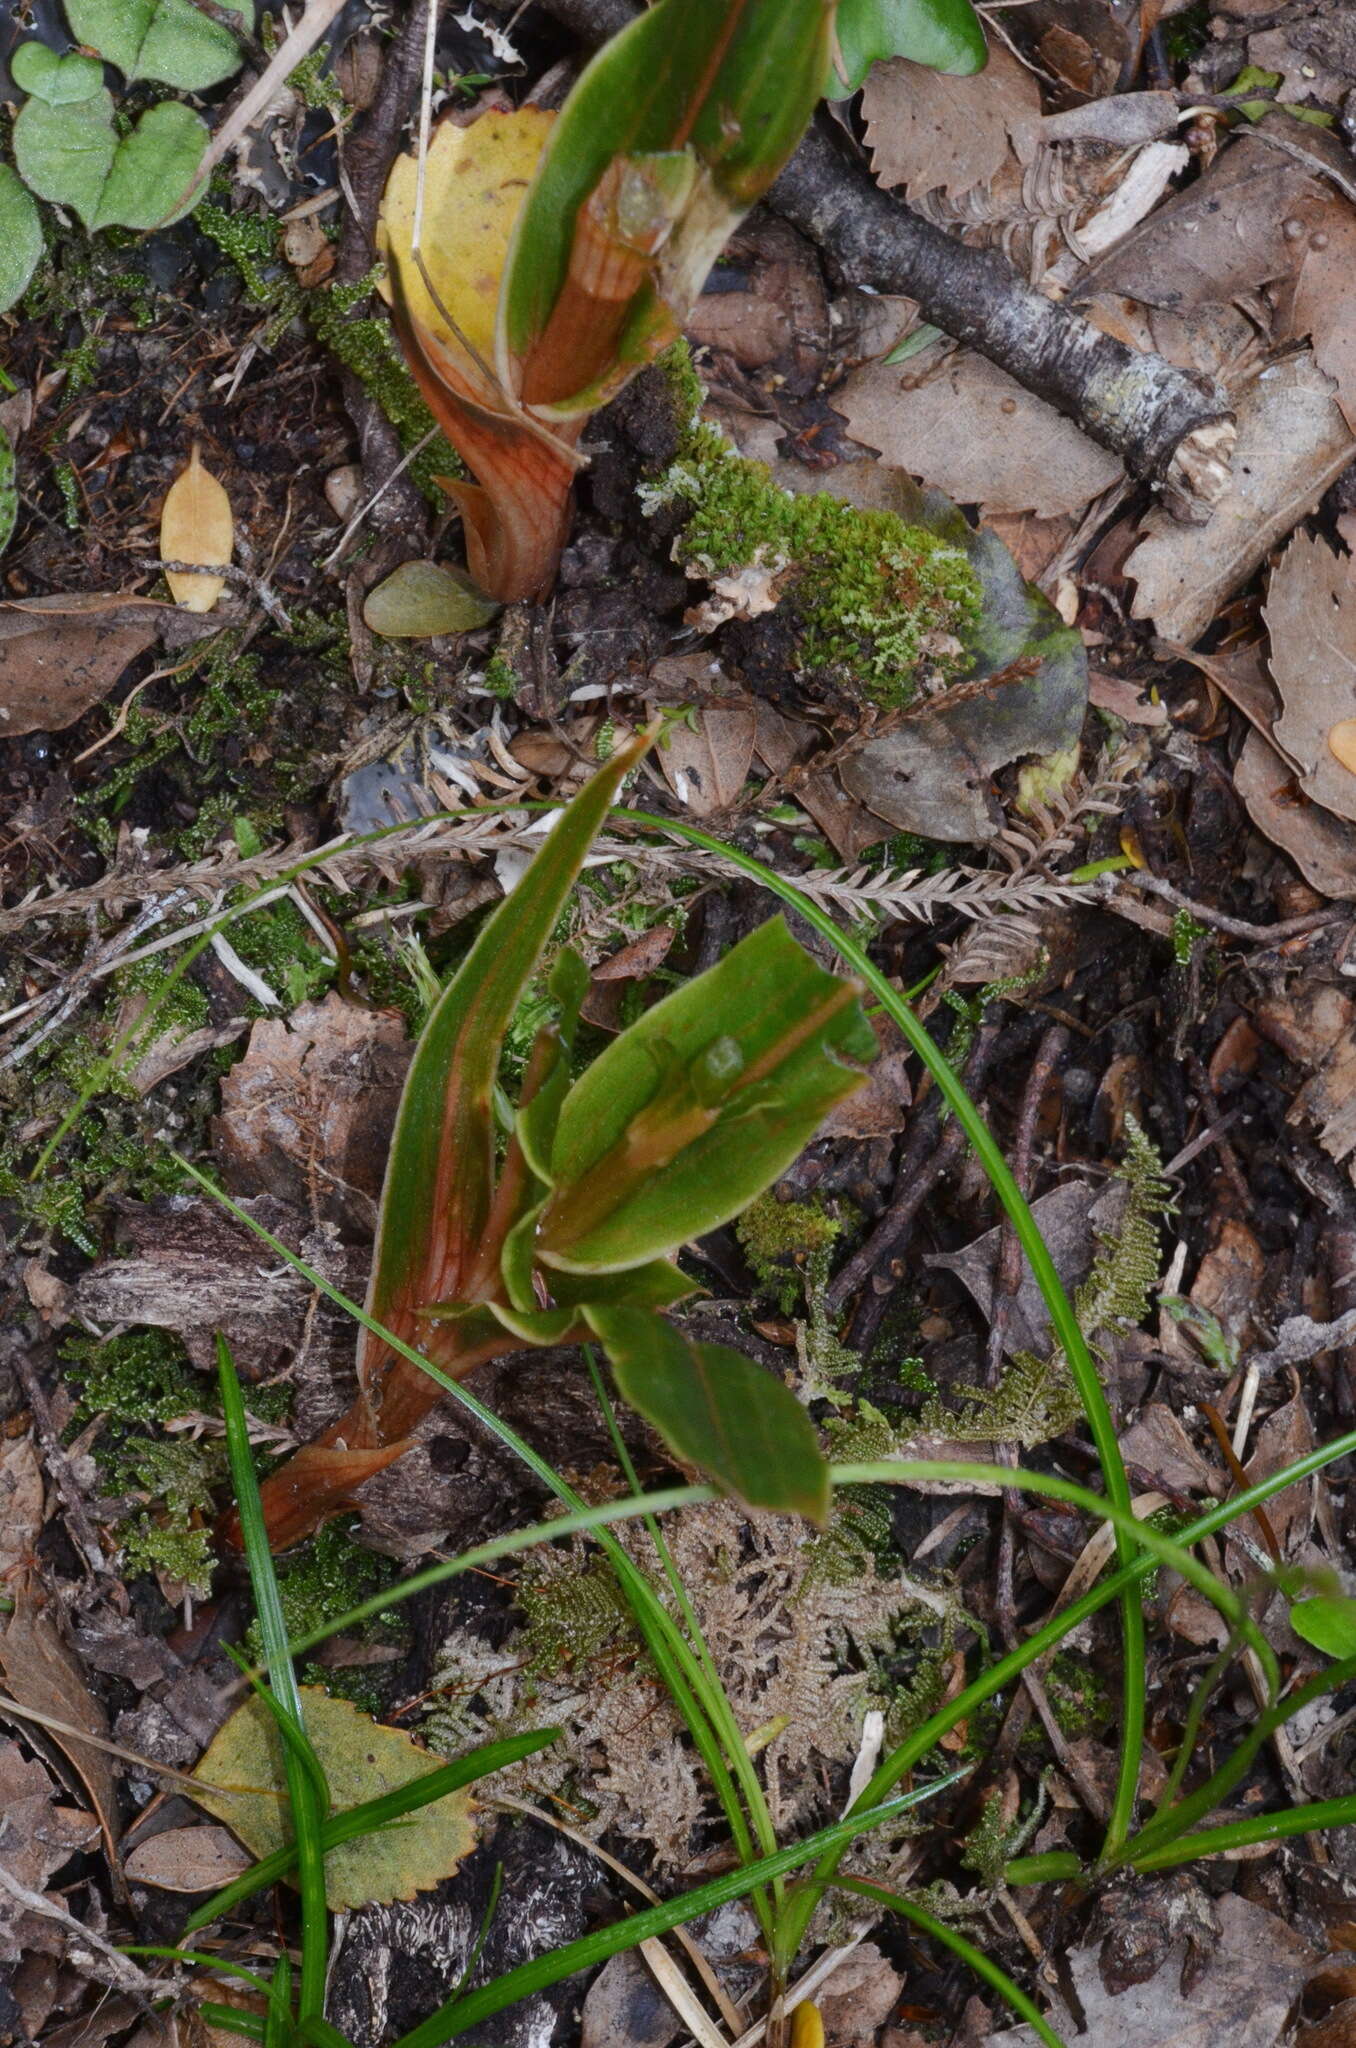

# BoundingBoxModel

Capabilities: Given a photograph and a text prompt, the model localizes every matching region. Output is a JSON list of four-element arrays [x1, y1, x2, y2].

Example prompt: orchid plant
[[378, 0, 984, 602], [240, 730, 878, 1551]]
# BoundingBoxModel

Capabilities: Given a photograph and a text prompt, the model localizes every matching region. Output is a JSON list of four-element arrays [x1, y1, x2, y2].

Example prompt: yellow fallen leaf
[[379, 108, 555, 378], [1328, 719, 1356, 775], [191, 1687, 477, 1910], [161, 444, 232, 613], [790, 2002, 825, 2048]]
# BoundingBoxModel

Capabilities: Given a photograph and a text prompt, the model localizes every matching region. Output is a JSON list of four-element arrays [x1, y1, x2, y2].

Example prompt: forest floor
[[4, 2, 1356, 2046]]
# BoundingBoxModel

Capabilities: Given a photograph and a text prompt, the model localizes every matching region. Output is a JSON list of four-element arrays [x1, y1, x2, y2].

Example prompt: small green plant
[[238, 729, 878, 1547], [380, 0, 984, 601]]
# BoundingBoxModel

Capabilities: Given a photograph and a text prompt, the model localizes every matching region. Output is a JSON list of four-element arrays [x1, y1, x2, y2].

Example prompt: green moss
[[62, 1329, 198, 1428], [645, 343, 981, 707], [245, 1521, 401, 1692], [52, 458, 81, 528], [737, 1191, 841, 1314], [115, 1438, 222, 1597], [307, 280, 462, 501], [1045, 1652, 1110, 1739], [225, 895, 335, 1011], [59, 329, 101, 396], [481, 650, 516, 699]]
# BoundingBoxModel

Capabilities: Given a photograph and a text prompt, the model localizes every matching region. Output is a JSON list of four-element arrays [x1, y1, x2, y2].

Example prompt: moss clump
[[245, 1520, 402, 1706], [644, 343, 981, 707], [308, 277, 461, 500], [738, 1191, 841, 1314], [115, 1437, 221, 1596], [62, 1328, 198, 1427]]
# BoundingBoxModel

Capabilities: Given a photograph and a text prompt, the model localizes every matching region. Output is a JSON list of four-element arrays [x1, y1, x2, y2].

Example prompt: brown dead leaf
[[0, 596, 164, 737], [835, 347, 1123, 520], [993, 1893, 1312, 2047], [1267, 531, 1356, 824], [581, 923, 678, 1032], [1254, 985, 1356, 1170], [212, 994, 410, 1235], [0, 1576, 121, 1865], [1292, 207, 1356, 432], [813, 1943, 904, 2044], [751, 703, 886, 860], [1089, 671, 1168, 726], [1081, 122, 1340, 310], [1126, 350, 1355, 643], [1245, 1389, 1316, 1556], [0, 1437, 43, 1579], [861, 40, 1040, 202], [123, 1825, 251, 1892], [1121, 1405, 1221, 1499], [1233, 729, 1356, 898], [0, 1737, 99, 1963], [815, 1014, 912, 1139], [653, 705, 756, 815], [161, 445, 233, 614], [927, 1180, 1124, 1360]]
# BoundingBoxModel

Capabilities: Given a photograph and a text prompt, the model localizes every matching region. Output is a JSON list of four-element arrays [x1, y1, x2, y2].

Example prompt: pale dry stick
[[488, 1794, 742, 2037], [320, 427, 437, 569], [163, 0, 353, 222], [0, 1693, 230, 1795]]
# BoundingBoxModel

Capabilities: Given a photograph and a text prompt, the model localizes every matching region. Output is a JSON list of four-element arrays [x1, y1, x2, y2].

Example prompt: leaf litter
[[7, 0, 1356, 2042]]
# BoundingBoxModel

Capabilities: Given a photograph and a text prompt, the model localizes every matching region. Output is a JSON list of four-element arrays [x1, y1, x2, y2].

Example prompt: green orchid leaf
[[11, 43, 105, 104], [0, 167, 42, 319], [501, 0, 833, 409], [1290, 1595, 1356, 1660], [827, 0, 988, 97], [537, 917, 875, 1274], [423, 1258, 695, 1350], [361, 731, 651, 1385], [64, 0, 249, 90], [587, 1304, 830, 1522], [14, 91, 207, 231]]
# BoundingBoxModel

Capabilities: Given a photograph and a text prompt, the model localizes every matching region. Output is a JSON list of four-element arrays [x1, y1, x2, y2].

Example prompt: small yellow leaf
[[191, 1687, 477, 1910], [790, 2002, 825, 2048], [161, 444, 232, 613], [379, 109, 555, 374], [1328, 719, 1356, 775]]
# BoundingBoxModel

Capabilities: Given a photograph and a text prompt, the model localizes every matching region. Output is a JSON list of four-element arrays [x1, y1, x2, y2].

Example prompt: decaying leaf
[[1291, 206, 1356, 433], [861, 40, 1040, 201], [0, 1576, 121, 1865], [0, 1437, 43, 1579], [161, 445, 233, 613], [0, 594, 166, 736], [835, 345, 1123, 520], [1126, 351, 1355, 643], [0, 1737, 100, 1963], [213, 994, 411, 1236], [1267, 530, 1356, 824], [192, 1688, 477, 1910], [654, 704, 756, 814], [993, 1892, 1312, 2048], [122, 1826, 251, 1893], [361, 561, 499, 639]]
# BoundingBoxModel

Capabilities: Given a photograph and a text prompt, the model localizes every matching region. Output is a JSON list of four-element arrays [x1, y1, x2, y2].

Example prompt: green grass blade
[[185, 1728, 563, 1934], [217, 1338, 329, 2024], [1126, 1794, 1356, 1870], [263, 1954, 292, 2048], [199, 2007, 264, 2042], [831, 1876, 1066, 2048], [619, 808, 1146, 1862], [123, 1946, 279, 1996], [388, 1775, 968, 2048], [296, 2016, 360, 2048], [184, 1165, 770, 1944]]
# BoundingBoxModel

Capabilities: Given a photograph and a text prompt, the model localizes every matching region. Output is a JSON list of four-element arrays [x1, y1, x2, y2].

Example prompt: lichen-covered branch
[[521, 0, 1234, 517]]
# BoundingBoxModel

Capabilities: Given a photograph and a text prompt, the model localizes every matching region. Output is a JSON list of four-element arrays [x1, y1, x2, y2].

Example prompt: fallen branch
[[525, 0, 1234, 517]]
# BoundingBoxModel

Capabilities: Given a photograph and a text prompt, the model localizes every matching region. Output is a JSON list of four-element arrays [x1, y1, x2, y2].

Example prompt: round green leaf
[[64, 0, 249, 91], [0, 166, 45, 316], [192, 1688, 478, 1911], [827, 0, 988, 97], [14, 91, 207, 230], [14, 91, 117, 229], [1290, 1595, 1356, 1660], [362, 560, 500, 639], [11, 42, 106, 104]]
